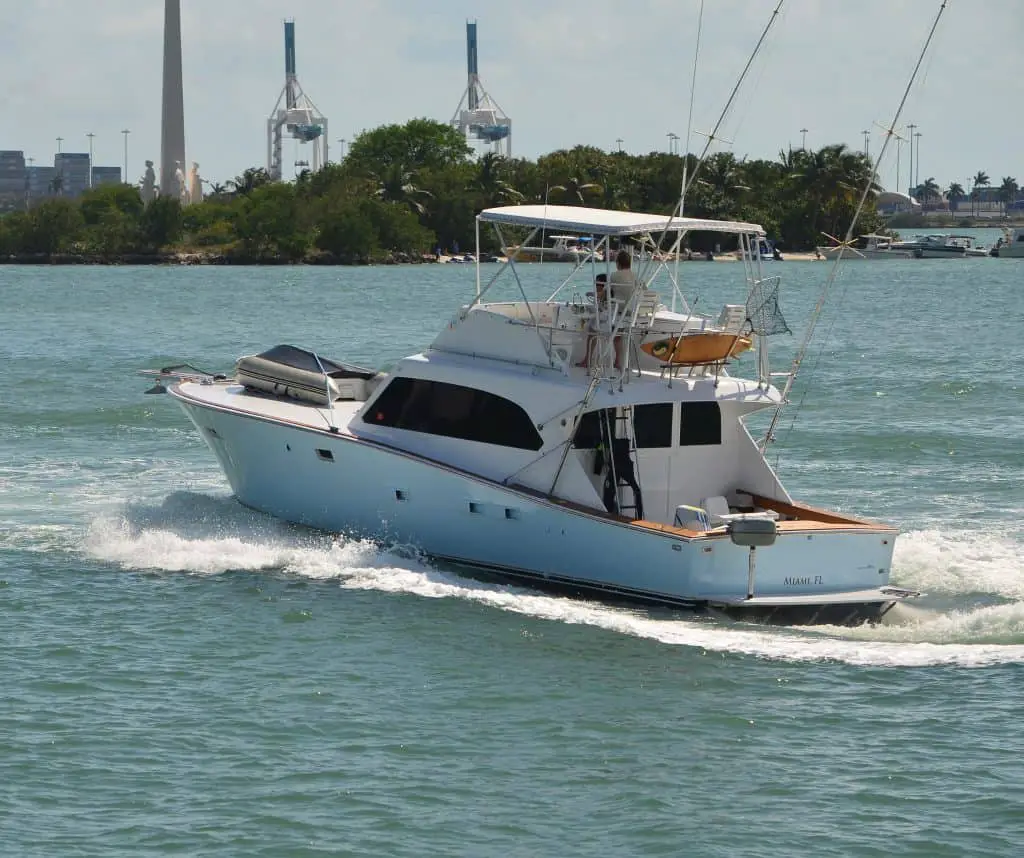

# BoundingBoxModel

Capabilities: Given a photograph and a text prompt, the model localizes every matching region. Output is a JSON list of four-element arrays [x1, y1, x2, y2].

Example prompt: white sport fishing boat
[[908, 233, 983, 259], [142, 204, 917, 625]]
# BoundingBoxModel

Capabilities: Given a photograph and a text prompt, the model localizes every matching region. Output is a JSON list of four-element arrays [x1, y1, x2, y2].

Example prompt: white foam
[[80, 498, 1024, 669], [84, 511, 398, 577], [893, 528, 1024, 599]]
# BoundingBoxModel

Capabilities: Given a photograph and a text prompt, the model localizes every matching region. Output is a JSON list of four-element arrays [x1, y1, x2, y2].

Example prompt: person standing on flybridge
[[609, 249, 640, 368], [608, 249, 640, 305]]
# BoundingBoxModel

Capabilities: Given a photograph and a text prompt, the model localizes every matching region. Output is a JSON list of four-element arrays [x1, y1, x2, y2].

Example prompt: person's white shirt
[[608, 268, 640, 307]]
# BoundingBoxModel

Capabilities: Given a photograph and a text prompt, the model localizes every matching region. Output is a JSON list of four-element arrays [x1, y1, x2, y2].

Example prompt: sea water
[[2, 242, 1023, 856]]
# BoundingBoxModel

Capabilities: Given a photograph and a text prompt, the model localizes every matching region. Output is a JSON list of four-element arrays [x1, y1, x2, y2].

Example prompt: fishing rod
[[761, 0, 951, 450], [643, 0, 784, 281]]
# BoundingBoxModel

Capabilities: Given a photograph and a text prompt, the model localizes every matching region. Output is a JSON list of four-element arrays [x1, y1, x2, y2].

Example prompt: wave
[[893, 528, 1024, 600], [79, 492, 1024, 668]]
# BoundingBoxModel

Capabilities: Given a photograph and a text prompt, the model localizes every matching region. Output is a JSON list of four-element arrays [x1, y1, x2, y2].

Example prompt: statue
[[174, 161, 189, 205], [140, 160, 157, 203], [188, 162, 202, 204]]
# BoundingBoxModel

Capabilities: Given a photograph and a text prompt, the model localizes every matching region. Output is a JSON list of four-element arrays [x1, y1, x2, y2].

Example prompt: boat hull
[[815, 246, 914, 259], [913, 247, 967, 259], [172, 385, 902, 625]]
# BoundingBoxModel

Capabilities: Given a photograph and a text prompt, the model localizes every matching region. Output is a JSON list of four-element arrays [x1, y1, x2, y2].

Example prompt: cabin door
[[630, 403, 674, 524]]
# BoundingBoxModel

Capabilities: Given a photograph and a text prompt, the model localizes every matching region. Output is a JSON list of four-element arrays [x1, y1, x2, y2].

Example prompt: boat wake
[[82, 491, 1024, 668]]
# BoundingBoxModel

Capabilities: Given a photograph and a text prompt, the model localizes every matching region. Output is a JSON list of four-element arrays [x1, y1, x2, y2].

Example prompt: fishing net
[[745, 276, 791, 337]]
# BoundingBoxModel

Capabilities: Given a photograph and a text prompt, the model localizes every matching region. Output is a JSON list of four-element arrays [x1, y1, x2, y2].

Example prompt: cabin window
[[632, 403, 673, 448], [679, 402, 721, 446], [364, 377, 542, 451], [572, 408, 612, 449]]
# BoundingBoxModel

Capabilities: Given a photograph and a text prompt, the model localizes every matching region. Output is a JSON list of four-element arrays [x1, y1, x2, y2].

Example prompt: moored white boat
[[143, 204, 917, 625], [506, 234, 602, 263], [909, 233, 981, 259]]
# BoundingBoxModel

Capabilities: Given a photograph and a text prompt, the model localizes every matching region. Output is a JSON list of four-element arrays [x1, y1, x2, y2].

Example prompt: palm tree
[[971, 170, 990, 215], [228, 167, 271, 196], [473, 153, 523, 207], [696, 152, 750, 220], [375, 163, 432, 214], [551, 175, 602, 205], [946, 182, 965, 213], [915, 177, 941, 207], [789, 143, 876, 238], [998, 176, 1019, 214]]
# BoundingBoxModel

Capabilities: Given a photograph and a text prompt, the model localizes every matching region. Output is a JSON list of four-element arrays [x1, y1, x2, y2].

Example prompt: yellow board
[[641, 332, 753, 365]]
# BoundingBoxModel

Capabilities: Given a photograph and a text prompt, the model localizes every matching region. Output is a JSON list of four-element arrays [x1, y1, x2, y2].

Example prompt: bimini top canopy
[[479, 204, 764, 237]]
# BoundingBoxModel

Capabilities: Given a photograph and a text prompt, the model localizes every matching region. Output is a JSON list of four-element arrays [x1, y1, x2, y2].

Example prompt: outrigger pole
[[642, 0, 784, 283], [761, 0, 951, 450]]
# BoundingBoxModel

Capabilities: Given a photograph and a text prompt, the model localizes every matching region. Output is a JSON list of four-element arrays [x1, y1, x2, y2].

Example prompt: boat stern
[[690, 511, 915, 624]]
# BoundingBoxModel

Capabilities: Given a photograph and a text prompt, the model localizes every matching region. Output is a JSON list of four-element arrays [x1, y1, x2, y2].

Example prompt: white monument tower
[[160, 0, 187, 198]]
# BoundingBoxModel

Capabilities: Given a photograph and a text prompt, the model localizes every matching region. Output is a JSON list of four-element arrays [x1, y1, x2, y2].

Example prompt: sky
[[3, 0, 1021, 194]]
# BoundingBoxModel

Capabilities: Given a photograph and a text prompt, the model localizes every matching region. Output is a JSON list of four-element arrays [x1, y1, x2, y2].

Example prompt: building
[[27, 166, 57, 202], [54, 152, 91, 198], [876, 191, 921, 217], [91, 166, 122, 187], [0, 150, 27, 211]]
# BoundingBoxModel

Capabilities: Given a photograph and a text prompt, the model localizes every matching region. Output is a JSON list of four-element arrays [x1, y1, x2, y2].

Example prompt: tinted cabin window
[[679, 402, 721, 446], [573, 409, 612, 449], [633, 403, 673, 448], [365, 377, 542, 451]]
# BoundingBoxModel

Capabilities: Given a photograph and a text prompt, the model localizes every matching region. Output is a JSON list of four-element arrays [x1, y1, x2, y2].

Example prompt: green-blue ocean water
[[2, 237, 1023, 856]]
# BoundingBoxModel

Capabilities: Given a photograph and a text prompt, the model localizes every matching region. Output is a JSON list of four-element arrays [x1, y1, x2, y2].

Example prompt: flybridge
[[478, 205, 765, 237]]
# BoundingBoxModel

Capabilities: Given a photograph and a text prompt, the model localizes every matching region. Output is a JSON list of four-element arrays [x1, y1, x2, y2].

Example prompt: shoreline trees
[[10, 117, 1015, 264]]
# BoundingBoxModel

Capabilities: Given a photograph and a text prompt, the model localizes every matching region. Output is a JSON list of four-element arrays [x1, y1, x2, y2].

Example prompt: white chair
[[716, 304, 747, 334], [674, 504, 710, 531], [700, 495, 736, 527], [626, 289, 661, 375], [701, 495, 780, 527]]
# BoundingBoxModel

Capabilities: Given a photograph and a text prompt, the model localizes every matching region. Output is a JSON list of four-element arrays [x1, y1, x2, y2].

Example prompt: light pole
[[895, 136, 903, 199], [615, 137, 624, 153], [906, 123, 916, 194], [122, 129, 130, 184], [56, 136, 63, 154], [861, 129, 870, 157], [337, 138, 347, 160], [914, 131, 922, 187], [667, 132, 679, 155], [800, 127, 808, 150], [87, 132, 95, 187]]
